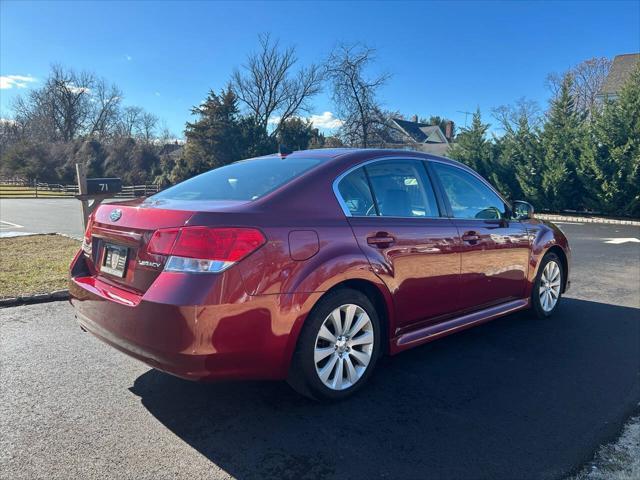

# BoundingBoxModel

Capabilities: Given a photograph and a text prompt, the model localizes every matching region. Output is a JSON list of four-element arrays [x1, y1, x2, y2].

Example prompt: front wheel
[[531, 252, 563, 318], [288, 288, 381, 401]]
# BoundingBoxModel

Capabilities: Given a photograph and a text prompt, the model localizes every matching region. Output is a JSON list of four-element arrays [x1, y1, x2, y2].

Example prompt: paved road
[[1, 223, 639, 480], [0, 198, 118, 238]]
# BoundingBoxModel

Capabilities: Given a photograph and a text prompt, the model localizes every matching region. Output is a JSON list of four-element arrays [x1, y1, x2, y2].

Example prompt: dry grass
[[570, 416, 640, 480], [0, 234, 80, 298]]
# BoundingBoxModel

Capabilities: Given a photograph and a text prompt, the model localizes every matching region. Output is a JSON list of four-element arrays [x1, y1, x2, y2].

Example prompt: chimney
[[445, 121, 453, 141], [411, 114, 419, 123]]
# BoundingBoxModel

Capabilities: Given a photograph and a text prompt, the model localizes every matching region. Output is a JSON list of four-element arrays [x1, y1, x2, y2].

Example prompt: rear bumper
[[69, 273, 314, 381]]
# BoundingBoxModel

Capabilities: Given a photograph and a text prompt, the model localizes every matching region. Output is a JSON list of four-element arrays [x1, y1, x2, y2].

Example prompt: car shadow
[[129, 298, 640, 480]]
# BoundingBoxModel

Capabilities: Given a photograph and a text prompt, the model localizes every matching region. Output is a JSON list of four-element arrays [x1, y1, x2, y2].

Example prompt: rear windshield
[[151, 156, 323, 201]]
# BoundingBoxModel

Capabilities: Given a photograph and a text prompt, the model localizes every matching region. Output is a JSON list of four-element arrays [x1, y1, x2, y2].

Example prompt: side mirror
[[512, 200, 534, 220]]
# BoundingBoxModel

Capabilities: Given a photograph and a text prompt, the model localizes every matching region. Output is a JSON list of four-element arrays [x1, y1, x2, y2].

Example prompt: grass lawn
[[0, 235, 80, 298]]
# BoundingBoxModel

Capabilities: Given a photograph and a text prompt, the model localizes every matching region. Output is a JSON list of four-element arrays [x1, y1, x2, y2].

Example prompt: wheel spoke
[[318, 353, 338, 383], [349, 348, 370, 366], [349, 331, 373, 347], [318, 324, 336, 343], [330, 309, 342, 334], [342, 304, 357, 336], [344, 356, 358, 384], [347, 312, 369, 338], [549, 288, 559, 299], [331, 357, 344, 389], [314, 346, 335, 363]]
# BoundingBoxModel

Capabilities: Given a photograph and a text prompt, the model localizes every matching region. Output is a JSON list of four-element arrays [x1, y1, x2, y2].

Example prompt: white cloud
[[155, 91, 161, 97], [0, 75, 37, 89], [125, 55, 133, 61], [64, 83, 91, 94], [309, 111, 343, 129], [267, 111, 343, 130]]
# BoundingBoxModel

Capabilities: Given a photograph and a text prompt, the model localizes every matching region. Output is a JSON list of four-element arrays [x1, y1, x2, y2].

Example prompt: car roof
[[277, 147, 469, 170]]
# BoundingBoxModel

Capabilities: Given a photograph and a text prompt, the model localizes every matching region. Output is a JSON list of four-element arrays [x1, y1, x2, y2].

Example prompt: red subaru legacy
[[70, 149, 570, 400]]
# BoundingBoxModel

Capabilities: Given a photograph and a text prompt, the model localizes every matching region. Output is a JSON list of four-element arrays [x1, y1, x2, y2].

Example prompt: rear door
[[429, 161, 530, 310], [336, 158, 461, 329]]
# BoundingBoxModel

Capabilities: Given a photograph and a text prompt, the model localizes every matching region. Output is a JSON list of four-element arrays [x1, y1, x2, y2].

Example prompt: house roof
[[599, 53, 640, 96], [391, 118, 448, 144]]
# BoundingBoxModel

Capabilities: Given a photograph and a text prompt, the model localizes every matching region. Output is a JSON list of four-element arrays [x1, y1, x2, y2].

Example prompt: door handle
[[367, 233, 395, 248], [462, 231, 480, 243]]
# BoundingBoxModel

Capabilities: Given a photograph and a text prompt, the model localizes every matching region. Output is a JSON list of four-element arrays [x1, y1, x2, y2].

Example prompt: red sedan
[[70, 149, 570, 400]]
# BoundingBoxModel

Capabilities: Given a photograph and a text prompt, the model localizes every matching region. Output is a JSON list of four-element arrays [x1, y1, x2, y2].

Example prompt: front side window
[[366, 160, 439, 218], [431, 162, 506, 219]]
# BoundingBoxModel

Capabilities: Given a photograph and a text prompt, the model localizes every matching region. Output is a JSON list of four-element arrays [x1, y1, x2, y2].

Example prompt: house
[[383, 116, 453, 156], [597, 53, 640, 101]]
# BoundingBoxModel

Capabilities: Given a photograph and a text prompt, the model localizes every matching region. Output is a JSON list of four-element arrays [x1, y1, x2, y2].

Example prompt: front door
[[429, 161, 530, 311], [336, 159, 461, 329]]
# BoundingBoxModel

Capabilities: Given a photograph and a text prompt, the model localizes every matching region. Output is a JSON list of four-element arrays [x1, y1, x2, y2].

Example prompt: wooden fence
[[0, 180, 160, 199]]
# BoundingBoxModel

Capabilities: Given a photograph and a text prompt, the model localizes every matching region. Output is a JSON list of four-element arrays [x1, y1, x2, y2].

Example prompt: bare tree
[[12, 65, 123, 142], [117, 106, 143, 138], [546, 57, 612, 116], [231, 33, 323, 137], [137, 111, 159, 143], [492, 97, 543, 133], [89, 78, 122, 139], [325, 44, 390, 147]]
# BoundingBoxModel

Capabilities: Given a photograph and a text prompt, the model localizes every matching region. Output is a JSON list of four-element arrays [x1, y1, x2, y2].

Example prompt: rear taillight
[[81, 215, 95, 256], [148, 227, 266, 273]]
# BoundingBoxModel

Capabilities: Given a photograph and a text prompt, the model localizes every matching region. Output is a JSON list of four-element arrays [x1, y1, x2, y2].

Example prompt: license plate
[[101, 244, 128, 278]]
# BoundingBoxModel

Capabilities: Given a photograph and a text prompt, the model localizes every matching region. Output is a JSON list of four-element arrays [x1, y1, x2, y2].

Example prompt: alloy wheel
[[314, 304, 374, 391], [539, 260, 561, 313]]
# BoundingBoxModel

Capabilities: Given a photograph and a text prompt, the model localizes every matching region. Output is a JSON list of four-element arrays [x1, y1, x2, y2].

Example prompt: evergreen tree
[[173, 88, 245, 182], [448, 108, 491, 177], [500, 113, 544, 204], [540, 75, 585, 211], [579, 66, 640, 215], [277, 117, 314, 151]]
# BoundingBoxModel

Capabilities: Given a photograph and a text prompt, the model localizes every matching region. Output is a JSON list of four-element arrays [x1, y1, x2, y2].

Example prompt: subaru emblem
[[110, 209, 122, 222]]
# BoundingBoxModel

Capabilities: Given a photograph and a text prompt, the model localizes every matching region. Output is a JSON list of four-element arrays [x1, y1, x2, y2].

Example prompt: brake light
[[81, 215, 95, 256], [147, 227, 266, 273]]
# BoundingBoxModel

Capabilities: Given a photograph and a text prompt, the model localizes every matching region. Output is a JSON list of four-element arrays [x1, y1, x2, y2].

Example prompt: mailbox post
[[75, 163, 122, 229]]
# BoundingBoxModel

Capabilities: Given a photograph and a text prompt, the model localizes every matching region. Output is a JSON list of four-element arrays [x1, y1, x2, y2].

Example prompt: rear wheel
[[531, 252, 563, 318], [288, 288, 381, 401]]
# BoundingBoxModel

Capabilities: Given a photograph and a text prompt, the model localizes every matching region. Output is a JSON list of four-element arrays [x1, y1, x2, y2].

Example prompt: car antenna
[[278, 144, 292, 158]]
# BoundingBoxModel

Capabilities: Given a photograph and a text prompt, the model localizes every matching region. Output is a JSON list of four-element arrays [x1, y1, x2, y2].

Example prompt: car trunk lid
[[87, 199, 197, 293]]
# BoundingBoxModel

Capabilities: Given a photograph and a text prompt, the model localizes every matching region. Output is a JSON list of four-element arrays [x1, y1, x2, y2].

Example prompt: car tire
[[287, 288, 382, 401], [531, 252, 563, 319]]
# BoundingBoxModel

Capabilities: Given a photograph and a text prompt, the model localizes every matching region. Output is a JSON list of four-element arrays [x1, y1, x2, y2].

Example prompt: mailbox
[[86, 178, 122, 195]]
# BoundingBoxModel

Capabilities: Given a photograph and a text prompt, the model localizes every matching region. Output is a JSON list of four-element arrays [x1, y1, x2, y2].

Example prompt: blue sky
[[1, 0, 639, 137]]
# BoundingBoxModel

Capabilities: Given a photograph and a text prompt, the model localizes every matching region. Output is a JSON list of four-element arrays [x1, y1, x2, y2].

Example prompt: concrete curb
[[536, 214, 640, 226], [0, 289, 69, 308]]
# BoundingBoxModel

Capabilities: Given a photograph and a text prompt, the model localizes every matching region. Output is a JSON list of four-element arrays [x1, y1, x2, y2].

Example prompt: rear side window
[[431, 162, 507, 219], [151, 156, 323, 201], [336, 159, 440, 218], [337, 168, 376, 216], [366, 160, 439, 217]]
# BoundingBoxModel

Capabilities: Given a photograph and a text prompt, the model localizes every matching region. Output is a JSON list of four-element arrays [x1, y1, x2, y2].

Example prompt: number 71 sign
[[75, 163, 123, 229]]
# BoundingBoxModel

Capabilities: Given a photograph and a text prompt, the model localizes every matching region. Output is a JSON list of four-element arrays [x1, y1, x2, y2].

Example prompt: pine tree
[[173, 88, 245, 182], [448, 108, 491, 177], [278, 117, 314, 151], [579, 66, 640, 216], [540, 75, 585, 211]]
